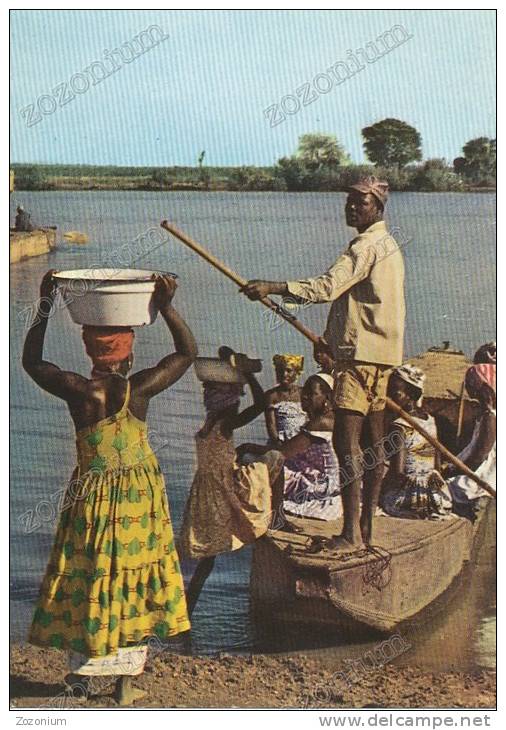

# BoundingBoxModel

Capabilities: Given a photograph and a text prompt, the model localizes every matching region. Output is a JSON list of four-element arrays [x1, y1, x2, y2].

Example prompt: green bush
[[410, 161, 464, 192], [13, 166, 47, 190]]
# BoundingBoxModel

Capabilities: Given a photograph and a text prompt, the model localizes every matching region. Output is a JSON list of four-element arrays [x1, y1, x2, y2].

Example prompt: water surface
[[10, 191, 496, 669]]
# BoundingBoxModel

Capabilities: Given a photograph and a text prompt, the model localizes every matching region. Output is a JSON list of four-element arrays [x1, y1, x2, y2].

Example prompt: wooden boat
[[9, 228, 57, 264], [250, 347, 491, 634]]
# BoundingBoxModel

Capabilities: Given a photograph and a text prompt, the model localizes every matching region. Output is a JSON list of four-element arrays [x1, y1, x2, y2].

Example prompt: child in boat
[[239, 372, 342, 522], [380, 364, 452, 520], [178, 350, 284, 616], [264, 354, 306, 445], [446, 361, 496, 514]]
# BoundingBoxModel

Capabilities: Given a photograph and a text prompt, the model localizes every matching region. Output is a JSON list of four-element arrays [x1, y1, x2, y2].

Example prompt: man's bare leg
[[332, 410, 365, 551], [359, 410, 386, 544]]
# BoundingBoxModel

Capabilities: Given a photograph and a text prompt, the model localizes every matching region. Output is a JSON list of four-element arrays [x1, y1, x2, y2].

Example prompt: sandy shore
[[10, 644, 495, 710]]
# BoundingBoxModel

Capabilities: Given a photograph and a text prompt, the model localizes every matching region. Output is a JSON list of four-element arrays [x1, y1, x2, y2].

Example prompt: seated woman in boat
[[238, 373, 342, 522], [23, 272, 197, 705], [178, 351, 284, 617], [473, 341, 496, 365], [264, 354, 306, 446], [381, 364, 452, 520], [446, 362, 496, 514]]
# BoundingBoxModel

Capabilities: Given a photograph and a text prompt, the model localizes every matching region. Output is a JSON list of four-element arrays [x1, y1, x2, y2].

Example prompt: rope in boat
[[362, 545, 392, 591], [300, 537, 392, 591]]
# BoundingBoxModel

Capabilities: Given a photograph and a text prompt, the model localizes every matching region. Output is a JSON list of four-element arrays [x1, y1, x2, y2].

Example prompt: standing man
[[242, 177, 405, 550]]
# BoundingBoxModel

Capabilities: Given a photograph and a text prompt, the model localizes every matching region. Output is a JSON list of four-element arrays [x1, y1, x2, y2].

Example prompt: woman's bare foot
[[268, 518, 301, 534], [114, 676, 147, 706], [63, 673, 89, 701]]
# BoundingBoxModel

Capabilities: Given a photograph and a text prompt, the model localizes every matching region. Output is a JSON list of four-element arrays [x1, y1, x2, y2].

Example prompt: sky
[[10, 9, 496, 166]]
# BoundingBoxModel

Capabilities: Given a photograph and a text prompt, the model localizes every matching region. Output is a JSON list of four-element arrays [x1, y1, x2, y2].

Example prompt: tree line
[[12, 119, 495, 192]]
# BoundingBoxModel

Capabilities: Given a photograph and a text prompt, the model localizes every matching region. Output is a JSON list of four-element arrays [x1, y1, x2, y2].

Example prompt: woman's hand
[[427, 469, 446, 490], [40, 270, 57, 301], [153, 274, 177, 309], [236, 442, 266, 458]]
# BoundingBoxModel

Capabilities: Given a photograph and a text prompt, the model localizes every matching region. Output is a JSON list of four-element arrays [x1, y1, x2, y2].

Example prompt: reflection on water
[[9, 192, 495, 670]]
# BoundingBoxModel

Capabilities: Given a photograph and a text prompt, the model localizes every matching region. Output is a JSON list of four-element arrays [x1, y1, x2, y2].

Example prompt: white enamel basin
[[53, 269, 176, 327]]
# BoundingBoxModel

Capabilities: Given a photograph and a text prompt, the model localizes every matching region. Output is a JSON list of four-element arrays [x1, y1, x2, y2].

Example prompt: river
[[9, 191, 496, 670]]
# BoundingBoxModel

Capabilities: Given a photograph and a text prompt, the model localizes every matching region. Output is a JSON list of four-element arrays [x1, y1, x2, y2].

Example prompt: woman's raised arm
[[130, 275, 198, 399], [22, 270, 87, 400]]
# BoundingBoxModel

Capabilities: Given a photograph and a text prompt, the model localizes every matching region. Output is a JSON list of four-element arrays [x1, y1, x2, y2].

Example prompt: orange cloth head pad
[[82, 326, 135, 369]]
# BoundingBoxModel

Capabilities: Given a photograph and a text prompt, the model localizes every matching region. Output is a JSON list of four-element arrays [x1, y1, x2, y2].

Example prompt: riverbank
[[10, 164, 495, 193], [10, 644, 496, 709]]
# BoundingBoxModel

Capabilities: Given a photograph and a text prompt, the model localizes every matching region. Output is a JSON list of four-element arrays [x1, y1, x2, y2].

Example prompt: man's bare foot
[[305, 534, 365, 555], [114, 676, 147, 706], [324, 535, 365, 553]]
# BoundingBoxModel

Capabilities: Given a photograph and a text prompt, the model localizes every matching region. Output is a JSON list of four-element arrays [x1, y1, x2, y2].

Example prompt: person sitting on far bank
[[446, 360, 496, 516], [14, 205, 35, 232], [265, 354, 306, 446], [241, 176, 406, 551], [381, 365, 452, 520]]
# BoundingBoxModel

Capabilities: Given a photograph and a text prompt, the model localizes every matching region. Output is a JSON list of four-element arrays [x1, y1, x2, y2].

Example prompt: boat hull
[[251, 507, 487, 633], [10, 229, 56, 264]]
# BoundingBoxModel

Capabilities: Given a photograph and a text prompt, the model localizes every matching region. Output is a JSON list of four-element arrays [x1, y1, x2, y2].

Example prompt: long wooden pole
[[456, 380, 466, 442], [161, 220, 318, 344], [160, 220, 495, 498], [385, 399, 495, 497]]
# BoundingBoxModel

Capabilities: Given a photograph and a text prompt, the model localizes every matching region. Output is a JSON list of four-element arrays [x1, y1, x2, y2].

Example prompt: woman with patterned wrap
[[23, 271, 197, 705], [264, 354, 306, 445], [381, 364, 453, 520], [446, 359, 496, 513]]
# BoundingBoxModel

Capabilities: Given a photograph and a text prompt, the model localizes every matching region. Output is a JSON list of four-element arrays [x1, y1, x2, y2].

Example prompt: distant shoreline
[[11, 185, 496, 193], [10, 164, 495, 194]]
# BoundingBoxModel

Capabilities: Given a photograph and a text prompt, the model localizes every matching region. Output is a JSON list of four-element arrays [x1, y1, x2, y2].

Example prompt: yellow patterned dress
[[29, 381, 190, 666]]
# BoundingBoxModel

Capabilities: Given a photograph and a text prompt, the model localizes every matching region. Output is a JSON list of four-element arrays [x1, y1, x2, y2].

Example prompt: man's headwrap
[[272, 354, 304, 375], [203, 382, 244, 414], [465, 364, 496, 399], [82, 326, 135, 370], [346, 175, 389, 207]]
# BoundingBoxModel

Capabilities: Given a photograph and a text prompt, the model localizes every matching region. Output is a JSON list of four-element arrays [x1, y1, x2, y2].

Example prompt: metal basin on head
[[53, 268, 176, 327]]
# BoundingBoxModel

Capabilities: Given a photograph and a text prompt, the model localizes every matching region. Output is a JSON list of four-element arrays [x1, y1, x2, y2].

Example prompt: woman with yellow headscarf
[[264, 354, 306, 446]]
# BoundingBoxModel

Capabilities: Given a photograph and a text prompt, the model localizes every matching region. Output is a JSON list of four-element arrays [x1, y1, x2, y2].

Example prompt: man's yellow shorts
[[332, 361, 391, 416]]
